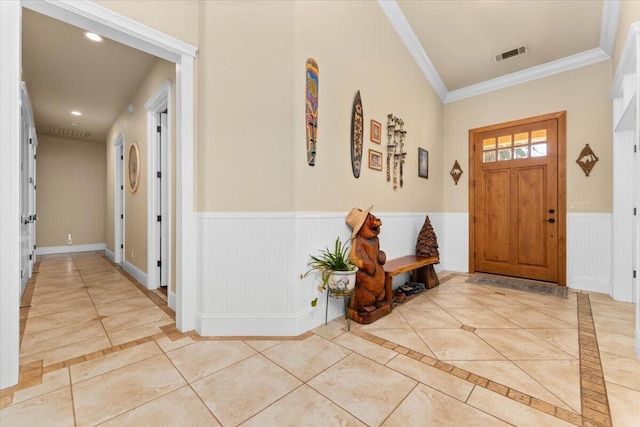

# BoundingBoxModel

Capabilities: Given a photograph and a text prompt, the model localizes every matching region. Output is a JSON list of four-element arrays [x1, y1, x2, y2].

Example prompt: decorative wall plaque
[[351, 90, 363, 178], [576, 144, 599, 177], [128, 143, 140, 193], [450, 160, 463, 185], [305, 58, 319, 166]]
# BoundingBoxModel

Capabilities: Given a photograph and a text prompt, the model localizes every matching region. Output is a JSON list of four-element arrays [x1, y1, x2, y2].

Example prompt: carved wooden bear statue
[[346, 206, 391, 324]]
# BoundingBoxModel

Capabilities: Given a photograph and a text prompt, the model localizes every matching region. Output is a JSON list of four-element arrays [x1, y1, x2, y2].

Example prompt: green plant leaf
[[311, 297, 318, 307]]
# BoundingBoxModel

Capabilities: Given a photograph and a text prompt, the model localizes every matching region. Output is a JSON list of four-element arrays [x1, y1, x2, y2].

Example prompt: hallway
[[1, 252, 638, 426]]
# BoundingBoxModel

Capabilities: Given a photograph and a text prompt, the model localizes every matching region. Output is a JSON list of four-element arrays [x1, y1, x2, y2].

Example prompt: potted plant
[[303, 236, 358, 307]]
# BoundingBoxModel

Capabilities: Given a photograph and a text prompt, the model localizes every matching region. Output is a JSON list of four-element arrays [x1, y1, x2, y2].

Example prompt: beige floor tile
[[397, 308, 462, 329], [167, 340, 256, 382], [309, 353, 416, 427], [534, 306, 579, 327], [86, 285, 144, 305], [101, 305, 171, 334], [514, 360, 581, 413], [70, 341, 163, 383], [416, 328, 506, 361], [192, 354, 302, 426], [382, 383, 510, 427], [332, 332, 398, 365], [398, 294, 440, 310], [363, 328, 436, 357], [312, 319, 348, 340], [600, 350, 640, 391], [154, 335, 196, 352], [108, 319, 174, 346], [426, 293, 485, 308], [589, 301, 635, 322], [593, 314, 636, 337], [0, 387, 74, 427], [488, 307, 574, 329], [607, 381, 640, 427], [23, 306, 98, 335], [100, 385, 220, 427], [595, 331, 638, 359], [467, 385, 574, 427], [94, 296, 158, 317], [263, 335, 351, 381], [465, 292, 528, 307], [31, 279, 85, 296], [73, 354, 186, 427], [445, 307, 520, 329], [423, 283, 458, 294], [27, 294, 95, 318], [451, 360, 573, 410], [360, 311, 411, 330], [30, 286, 88, 305], [387, 354, 473, 402], [475, 329, 575, 360], [20, 320, 107, 357], [21, 336, 112, 368], [445, 282, 497, 294], [241, 385, 366, 427], [11, 368, 70, 405], [525, 328, 580, 358], [507, 291, 577, 308]]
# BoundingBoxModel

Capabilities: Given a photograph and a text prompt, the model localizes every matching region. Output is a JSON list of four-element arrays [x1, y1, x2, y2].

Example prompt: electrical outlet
[[131, 250, 134, 258], [67, 234, 72, 245]]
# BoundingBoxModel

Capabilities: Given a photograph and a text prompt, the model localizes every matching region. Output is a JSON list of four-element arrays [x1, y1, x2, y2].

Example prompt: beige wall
[[292, 1, 444, 212], [106, 59, 176, 280], [613, 1, 640, 73], [194, 0, 443, 213], [443, 61, 613, 213], [36, 134, 106, 247]]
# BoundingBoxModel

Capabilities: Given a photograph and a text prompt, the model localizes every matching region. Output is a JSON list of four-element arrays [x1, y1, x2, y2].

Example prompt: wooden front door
[[469, 112, 566, 284]]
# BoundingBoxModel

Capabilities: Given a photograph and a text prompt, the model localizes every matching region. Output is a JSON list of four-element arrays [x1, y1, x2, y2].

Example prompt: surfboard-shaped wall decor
[[351, 90, 363, 178], [305, 58, 319, 166]]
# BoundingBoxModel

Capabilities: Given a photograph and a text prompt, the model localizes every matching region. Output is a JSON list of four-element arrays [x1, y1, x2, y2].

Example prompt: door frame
[[145, 80, 171, 291], [468, 111, 567, 285], [1, 0, 197, 388], [113, 132, 125, 264]]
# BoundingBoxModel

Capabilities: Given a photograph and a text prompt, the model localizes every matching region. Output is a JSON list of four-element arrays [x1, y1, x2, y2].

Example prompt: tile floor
[[1, 252, 639, 426]]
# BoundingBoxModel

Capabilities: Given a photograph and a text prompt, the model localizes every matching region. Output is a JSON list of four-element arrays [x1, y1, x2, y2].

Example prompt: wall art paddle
[[305, 58, 319, 166], [351, 90, 363, 178]]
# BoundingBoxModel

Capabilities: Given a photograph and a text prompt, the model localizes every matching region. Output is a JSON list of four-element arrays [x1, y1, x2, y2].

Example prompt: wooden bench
[[384, 256, 440, 301]]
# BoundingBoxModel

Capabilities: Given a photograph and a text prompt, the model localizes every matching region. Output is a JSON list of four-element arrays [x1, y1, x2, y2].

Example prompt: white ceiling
[[21, 1, 616, 143], [22, 8, 157, 143]]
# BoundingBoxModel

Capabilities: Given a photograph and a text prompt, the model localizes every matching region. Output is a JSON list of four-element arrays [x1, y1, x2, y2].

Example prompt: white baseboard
[[123, 260, 147, 287], [568, 275, 609, 294], [104, 248, 115, 262], [35, 243, 106, 255], [168, 290, 176, 311], [636, 328, 640, 361]]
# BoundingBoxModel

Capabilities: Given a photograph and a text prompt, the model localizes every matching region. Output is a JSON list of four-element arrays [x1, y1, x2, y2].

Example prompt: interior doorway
[[469, 111, 566, 285]]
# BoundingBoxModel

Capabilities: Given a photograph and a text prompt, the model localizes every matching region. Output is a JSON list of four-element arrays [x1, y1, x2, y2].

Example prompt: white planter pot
[[326, 269, 358, 293]]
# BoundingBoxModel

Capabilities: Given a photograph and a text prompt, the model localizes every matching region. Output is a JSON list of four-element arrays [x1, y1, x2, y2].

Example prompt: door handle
[[545, 218, 556, 223]]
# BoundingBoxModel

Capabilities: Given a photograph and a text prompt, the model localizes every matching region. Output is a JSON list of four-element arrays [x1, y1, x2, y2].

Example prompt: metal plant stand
[[325, 288, 354, 331]]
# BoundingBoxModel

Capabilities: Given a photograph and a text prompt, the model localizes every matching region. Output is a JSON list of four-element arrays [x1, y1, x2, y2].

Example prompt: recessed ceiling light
[[71, 111, 82, 116], [84, 32, 103, 42]]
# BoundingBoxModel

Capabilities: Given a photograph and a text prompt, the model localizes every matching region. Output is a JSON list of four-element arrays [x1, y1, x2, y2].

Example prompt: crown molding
[[446, 48, 609, 103], [610, 22, 640, 99], [380, 0, 616, 104], [600, 0, 620, 57], [377, 0, 448, 103]]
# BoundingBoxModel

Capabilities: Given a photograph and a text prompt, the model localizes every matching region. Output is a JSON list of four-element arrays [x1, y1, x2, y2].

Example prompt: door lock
[[545, 218, 556, 223]]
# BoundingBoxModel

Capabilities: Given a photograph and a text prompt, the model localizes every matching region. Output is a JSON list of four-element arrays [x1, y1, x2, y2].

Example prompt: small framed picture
[[418, 148, 429, 178], [369, 149, 383, 171], [370, 120, 381, 143]]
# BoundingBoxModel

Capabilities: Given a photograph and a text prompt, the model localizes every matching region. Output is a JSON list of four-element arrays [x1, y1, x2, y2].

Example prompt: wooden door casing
[[469, 112, 566, 285]]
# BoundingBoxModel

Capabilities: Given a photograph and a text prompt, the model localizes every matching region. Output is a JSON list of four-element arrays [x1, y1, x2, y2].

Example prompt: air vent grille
[[495, 45, 528, 63], [50, 126, 92, 140]]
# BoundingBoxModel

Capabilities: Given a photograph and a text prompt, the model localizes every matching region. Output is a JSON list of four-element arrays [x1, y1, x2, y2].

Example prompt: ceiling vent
[[494, 45, 528, 63], [50, 126, 92, 140]]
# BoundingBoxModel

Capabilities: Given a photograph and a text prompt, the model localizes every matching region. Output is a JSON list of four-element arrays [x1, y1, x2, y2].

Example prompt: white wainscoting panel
[[441, 213, 469, 273], [196, 211, 464, 336], [567, 213, 612, 294]]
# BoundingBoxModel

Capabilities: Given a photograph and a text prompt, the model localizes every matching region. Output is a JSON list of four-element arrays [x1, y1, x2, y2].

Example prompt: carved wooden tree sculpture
[[415, 215, 440, 288], [346, 206, 391, 324]]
